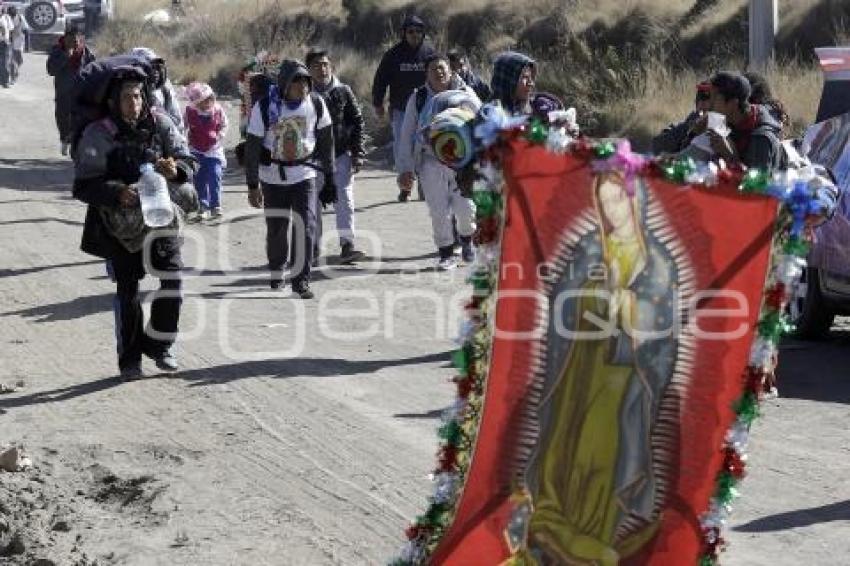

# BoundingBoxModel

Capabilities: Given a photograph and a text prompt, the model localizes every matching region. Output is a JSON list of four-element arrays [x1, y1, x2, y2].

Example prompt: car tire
[[26, 1, 59, 33], [788, 266, 835, 340]]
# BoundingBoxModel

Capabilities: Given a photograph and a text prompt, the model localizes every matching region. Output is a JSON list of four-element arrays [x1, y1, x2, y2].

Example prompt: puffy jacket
[[315, 76, 366, 159]]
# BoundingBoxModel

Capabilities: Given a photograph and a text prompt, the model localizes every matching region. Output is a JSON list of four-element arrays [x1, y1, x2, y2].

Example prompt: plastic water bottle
[[138, 163, 174, 228]]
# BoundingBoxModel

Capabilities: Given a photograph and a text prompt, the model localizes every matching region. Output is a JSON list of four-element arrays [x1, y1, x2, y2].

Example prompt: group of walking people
[[50, 12, 795, 379], [0, 5, 28, 89]]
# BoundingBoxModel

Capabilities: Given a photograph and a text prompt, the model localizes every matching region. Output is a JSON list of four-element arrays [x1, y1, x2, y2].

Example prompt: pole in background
[[749, 0, 778, 71]]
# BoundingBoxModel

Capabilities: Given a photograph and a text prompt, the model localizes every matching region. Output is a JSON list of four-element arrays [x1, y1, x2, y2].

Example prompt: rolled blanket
[[427, 106, 477, 169]]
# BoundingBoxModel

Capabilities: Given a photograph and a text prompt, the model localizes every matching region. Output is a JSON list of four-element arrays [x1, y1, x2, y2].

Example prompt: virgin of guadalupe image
[[271, 116, 307, 162], [517, 172, 682, 565]]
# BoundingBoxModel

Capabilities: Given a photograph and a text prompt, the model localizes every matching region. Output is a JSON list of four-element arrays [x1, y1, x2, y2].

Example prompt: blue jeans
[[193, 153, 223, 211]]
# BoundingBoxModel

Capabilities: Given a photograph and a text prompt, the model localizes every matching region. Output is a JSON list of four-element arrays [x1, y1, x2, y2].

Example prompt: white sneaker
[[60, 142, 70, 156], [200, 210, 212, 221], [437, 256, 458, 271], [211, 207, 223, 218]]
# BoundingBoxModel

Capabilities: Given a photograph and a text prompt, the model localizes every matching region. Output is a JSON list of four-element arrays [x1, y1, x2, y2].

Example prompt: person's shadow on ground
[[0, 158, 74, 193], [734, 499, 850, 532], [778, 330, 850, 404], [0, 351, 453, 411]]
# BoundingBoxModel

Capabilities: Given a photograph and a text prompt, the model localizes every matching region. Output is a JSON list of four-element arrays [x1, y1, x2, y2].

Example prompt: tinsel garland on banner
[[391, 106, 836, 566]]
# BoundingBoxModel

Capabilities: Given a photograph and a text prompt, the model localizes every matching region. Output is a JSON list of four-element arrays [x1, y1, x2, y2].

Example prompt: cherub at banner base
[[392, 106, 837, 566]]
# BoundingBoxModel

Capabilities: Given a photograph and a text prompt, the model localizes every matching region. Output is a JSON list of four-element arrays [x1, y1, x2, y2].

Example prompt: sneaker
[[143, 348, 179, 373], [211, 207, 223, 218], [292, 282, 314, 299], [436, 246, 458, 271], [270, 279, 284, 290], [186, 211, 203, 223], [199, 210, 212, 221], [437, 256, 459, 271], [119, 364, 143, 380], [398, 189, 411, 202], [60, 142, 70, 156], [339, 242, 365, 264]]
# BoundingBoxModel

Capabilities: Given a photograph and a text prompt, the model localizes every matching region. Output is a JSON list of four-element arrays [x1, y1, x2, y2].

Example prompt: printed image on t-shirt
[[270, 116, 308, 161]]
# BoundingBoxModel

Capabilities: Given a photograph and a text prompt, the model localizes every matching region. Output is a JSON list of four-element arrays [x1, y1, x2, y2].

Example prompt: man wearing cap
[[371, 14, 435, 199], [651, 81, 712, 154], [706, 71, 787, 171]]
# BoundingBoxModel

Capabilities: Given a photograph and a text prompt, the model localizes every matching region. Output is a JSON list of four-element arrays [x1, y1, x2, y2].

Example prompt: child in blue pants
[[184, 82, 228, 220]]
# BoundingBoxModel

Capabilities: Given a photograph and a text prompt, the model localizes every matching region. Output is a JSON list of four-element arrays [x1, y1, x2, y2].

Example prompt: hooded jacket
[[371, 16, 436, 112], [314, 75, 366, 160], [244, 59, 335, 189], [730, 104, 788, 171], [490, 51, 536, 115]]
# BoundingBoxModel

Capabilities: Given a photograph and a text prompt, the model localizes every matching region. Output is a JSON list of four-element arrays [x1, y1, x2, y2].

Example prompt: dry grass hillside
[[98, 0, 845, 150]]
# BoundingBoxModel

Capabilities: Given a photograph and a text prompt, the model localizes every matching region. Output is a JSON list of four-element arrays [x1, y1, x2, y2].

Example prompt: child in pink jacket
[[184, 82, 228, 220]]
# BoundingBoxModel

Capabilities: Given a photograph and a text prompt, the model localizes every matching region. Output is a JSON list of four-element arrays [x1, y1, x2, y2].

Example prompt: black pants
[[0, 42, 10, 87], [55, 100, 75, 143], [107, 235, 183, 371], [262, 179, 316, 286]]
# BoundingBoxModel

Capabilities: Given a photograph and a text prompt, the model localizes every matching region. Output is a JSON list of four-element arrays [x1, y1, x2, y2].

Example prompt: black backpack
[[70, 54, 156, 155]]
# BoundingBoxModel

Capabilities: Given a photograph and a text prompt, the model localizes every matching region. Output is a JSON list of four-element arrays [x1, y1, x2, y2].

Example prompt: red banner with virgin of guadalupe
[[428, 140, 779, 565]]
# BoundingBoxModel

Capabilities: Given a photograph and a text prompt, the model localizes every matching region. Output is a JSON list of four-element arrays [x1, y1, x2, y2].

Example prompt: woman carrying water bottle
[[72, 69, 198, 380]]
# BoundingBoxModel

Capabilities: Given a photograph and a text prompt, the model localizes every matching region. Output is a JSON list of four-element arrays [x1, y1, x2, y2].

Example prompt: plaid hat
[[490, 51, 536, 112]]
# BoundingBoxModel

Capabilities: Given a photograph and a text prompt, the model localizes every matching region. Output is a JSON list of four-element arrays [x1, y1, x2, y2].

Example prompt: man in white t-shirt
[[244, 59, 336, 299], [0, 8, 12, 88]]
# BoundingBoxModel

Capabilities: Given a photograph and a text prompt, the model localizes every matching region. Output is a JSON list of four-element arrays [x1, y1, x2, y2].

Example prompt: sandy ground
[[0, 55, 848, 566]]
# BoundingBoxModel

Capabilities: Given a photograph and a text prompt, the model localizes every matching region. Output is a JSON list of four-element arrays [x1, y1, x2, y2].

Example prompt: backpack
[[70, 54, 156, 155]]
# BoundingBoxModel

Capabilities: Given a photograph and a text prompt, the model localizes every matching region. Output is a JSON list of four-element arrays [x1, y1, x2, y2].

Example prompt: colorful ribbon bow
[[590, 140, 647, 196]]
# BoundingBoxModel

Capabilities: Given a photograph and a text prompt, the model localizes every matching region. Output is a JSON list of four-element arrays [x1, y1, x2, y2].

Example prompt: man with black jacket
[[72, 70, 198, 379], [307, 47, 367, 264], [244, 59, 336, 299], [47, 24, 96, 156], [371, 14, 435, 197]]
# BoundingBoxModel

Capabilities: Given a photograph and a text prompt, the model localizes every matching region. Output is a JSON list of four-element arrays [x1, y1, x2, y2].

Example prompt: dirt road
[[1, 55, 848, 565]]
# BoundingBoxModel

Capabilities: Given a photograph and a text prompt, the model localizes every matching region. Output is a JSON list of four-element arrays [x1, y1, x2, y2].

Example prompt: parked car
[[789, 47, 850, 339]]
